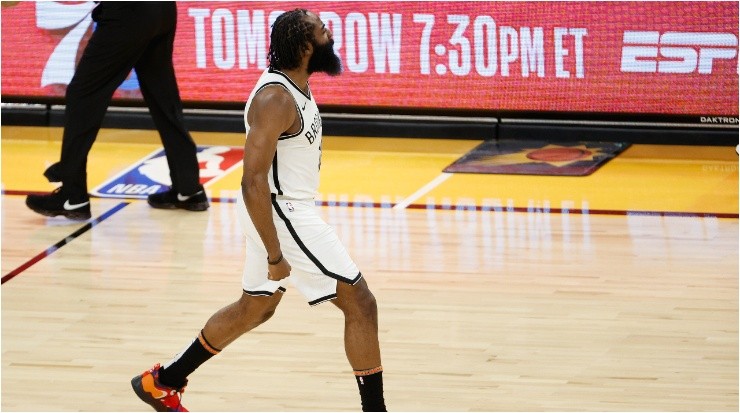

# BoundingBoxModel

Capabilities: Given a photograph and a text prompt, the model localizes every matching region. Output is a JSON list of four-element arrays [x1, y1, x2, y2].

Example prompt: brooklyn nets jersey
[[244, 68, 322, 200]]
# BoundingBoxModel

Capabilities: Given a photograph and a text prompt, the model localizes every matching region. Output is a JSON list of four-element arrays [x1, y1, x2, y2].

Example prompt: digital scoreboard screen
[[2, 1, 738, 121]]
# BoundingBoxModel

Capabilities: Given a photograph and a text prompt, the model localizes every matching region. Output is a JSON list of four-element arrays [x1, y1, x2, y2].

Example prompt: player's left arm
[[241, 86, 296, 281]]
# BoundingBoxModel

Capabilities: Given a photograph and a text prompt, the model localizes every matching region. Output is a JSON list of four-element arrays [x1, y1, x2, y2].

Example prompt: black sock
[[355, 367, 386, 412], [158, 329, 220, 388]]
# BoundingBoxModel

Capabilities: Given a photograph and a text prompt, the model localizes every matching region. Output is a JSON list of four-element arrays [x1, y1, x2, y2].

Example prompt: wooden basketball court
[[1, 125, 738, 411]]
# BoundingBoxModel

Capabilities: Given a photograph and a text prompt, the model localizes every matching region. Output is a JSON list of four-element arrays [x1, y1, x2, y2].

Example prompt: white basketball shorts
[[236, 192, 362, 306]]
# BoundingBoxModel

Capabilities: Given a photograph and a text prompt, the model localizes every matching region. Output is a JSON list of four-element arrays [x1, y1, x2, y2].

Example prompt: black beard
[[307, 39, 342, 76]]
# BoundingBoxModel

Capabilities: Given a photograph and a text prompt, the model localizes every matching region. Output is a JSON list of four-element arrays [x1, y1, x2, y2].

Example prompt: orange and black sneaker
[[131, 363, 188, 412]]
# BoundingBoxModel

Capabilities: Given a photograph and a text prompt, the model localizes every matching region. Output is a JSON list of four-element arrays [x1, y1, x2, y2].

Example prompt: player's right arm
[[242, 86, 297, 281]]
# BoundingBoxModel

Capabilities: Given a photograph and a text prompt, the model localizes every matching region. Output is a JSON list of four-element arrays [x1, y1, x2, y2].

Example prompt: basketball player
[[131, 9, 387, 412]]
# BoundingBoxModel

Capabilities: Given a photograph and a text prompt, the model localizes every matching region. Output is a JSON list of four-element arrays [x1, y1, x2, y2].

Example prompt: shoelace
[[166, 386, 185, 410], [173, 390, 185, 411]]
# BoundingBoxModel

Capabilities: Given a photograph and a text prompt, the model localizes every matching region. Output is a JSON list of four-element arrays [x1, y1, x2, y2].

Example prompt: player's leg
[[332, 278, 381, 369], [332, 278, 387, 412], [270, 197, 387, 411], [160, 291, 283, 386], [131, 292, 283, 412], [201, 291, 283, 350], [132, 204, 285, 411]]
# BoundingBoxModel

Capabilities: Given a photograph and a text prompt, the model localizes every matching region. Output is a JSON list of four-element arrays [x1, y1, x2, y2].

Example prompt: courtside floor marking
[[1, 202, 129, 284], [392, 173, 453, 210], [4, 191, 738, 219]]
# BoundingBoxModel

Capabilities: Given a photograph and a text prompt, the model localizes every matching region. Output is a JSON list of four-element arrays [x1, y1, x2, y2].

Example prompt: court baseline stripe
[[400, 204, 739, 219], [1, 202, 130, 285], [392, 173, 452, 210], [312, 201, 738, 219]]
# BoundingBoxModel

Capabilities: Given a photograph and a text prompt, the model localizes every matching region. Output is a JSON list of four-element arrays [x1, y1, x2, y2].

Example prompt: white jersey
[[244, 68, 322, 200]]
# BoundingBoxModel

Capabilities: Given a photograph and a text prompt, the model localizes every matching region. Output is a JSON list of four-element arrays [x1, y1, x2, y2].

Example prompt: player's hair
[[268, 9, 314, 71]]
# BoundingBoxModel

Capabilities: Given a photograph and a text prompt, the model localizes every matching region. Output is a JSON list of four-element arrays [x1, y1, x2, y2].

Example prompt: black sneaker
[[26, 187, 91, 220], [147, 187, 209, 211]]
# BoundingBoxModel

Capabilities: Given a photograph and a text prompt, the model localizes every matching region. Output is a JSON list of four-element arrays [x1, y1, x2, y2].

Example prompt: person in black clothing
[[26, 2, 208, 220]]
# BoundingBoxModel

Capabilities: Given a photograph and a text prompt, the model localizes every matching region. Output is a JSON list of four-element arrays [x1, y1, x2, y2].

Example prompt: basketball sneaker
[[25, 187, 91, 220], [147, 187, 209, 211], [131, 363, 188, 412]]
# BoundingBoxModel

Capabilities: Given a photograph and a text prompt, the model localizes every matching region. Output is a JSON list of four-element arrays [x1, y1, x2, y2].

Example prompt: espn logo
[[621, 31, 738, 74]]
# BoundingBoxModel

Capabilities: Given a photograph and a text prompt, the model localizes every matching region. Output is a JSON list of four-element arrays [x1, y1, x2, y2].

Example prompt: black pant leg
[[59, 3, 153, 195], [134, 3, 200, 195]]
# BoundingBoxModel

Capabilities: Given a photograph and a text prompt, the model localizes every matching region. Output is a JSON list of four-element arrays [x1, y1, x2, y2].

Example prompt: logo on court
[[443, 140, 630, 176], [91, 146, 244, 199]]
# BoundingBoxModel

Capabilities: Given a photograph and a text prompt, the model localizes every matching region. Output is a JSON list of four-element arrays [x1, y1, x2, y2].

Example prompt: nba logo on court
[[91, 146, 243, 199]]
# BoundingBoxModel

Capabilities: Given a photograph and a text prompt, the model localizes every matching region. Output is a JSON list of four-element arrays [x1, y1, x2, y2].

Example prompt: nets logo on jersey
[[91, 146, 243, 199]]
